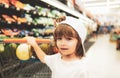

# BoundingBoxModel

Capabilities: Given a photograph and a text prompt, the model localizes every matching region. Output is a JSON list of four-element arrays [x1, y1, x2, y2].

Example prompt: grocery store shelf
[[41, 0, 93, 23]]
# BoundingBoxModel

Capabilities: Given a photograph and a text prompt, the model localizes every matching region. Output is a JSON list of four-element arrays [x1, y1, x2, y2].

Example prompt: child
[[26, 16, 88, 78]]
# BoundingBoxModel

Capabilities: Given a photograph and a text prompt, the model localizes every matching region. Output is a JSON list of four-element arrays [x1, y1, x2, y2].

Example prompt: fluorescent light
[[84, 1, 120, 7]]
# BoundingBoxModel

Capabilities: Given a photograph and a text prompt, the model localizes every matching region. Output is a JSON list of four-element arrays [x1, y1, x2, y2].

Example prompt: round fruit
[[9, 43, 18, 50], [39, 43, 49, 52], [16, 43, 32, 60], [0, 44, 5, 53], [45, 29, 53, 35]]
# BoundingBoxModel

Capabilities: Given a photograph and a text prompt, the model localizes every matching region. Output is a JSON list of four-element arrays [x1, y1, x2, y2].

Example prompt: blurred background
[[0, 0, 120, 78]]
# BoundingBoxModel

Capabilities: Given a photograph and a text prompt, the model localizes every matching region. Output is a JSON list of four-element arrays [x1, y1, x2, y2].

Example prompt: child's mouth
[[60, 48, 68, 50]]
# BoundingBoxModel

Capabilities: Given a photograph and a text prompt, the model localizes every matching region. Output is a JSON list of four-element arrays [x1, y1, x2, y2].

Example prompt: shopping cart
[[0, 51, 51, 78], [0, 48, 51, 78], [0, 38, 52, 78], [13, 61, 52, 78]]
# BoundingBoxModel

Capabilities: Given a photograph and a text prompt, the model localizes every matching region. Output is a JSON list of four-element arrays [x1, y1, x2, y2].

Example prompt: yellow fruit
[[40, 43, 49, 52], [45, 29, 53, 34], [9, 43, 17, 50], [16, 43, 32, 60], [0, 44, 5, 53]]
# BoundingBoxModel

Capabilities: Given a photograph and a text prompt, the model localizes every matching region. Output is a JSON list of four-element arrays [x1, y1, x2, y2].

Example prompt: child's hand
[[25, 36, 37, 46]]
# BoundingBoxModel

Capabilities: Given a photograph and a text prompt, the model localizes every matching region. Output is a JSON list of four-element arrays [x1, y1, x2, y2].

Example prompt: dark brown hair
[[53, 23, 85, 57]]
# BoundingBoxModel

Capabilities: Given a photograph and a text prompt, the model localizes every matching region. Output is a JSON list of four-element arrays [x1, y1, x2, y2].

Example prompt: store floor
[[85, 34, 120, 78]]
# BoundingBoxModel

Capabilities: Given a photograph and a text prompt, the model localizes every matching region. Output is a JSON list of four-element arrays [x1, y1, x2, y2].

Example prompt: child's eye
[[66, 37, 72, 40]]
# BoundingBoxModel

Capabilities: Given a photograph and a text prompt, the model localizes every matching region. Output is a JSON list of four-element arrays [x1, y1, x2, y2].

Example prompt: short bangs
[[53, 23, 78, 40]]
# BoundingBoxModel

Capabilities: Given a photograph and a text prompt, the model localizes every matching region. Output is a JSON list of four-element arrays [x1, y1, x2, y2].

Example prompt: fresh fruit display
[[24, 14, 33, 23], [44, 28, 53, 35], [11, 0, 25, 10], [9, 43, 18, 50], [16, 43, 32, 60], [0, 0, 67, 61], [34, 17, 54, 25], [12, 15, 27, 24], [2, 14, 16, 23], [0, 35, 9, 39], [1, 28, 20, 37], [0, 43, 5, 53], [2, 43, 18, 60], [23, 4, 35, 12], [31, 28, 42, 37], [0, 35, 9, 53], [39, 42, 59, 55], [0, 0, 10, 8], [39, 43, 50, 52]]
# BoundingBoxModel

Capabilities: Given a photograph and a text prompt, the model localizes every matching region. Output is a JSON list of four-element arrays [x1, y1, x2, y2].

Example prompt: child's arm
[[26, 37, 46, 63]]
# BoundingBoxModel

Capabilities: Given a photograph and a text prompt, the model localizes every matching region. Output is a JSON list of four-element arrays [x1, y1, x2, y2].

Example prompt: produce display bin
[[13, 61, 52, 78], [0, 42, 51, 78], [0, 56, 51, 78]]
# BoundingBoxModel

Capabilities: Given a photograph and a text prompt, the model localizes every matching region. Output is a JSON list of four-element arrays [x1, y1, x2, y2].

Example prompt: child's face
[[56, 36, 78, 56]]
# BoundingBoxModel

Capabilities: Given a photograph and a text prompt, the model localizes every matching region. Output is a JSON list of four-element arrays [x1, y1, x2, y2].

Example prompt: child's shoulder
[[45, 53, 61, 59]]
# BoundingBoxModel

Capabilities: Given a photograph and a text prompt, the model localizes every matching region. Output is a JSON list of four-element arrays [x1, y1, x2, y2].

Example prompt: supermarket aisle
[[85, 34, 120, 78]]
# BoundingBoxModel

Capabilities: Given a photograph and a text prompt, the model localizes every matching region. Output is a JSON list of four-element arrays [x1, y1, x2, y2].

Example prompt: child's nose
[[61, 40, 66, 46]]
